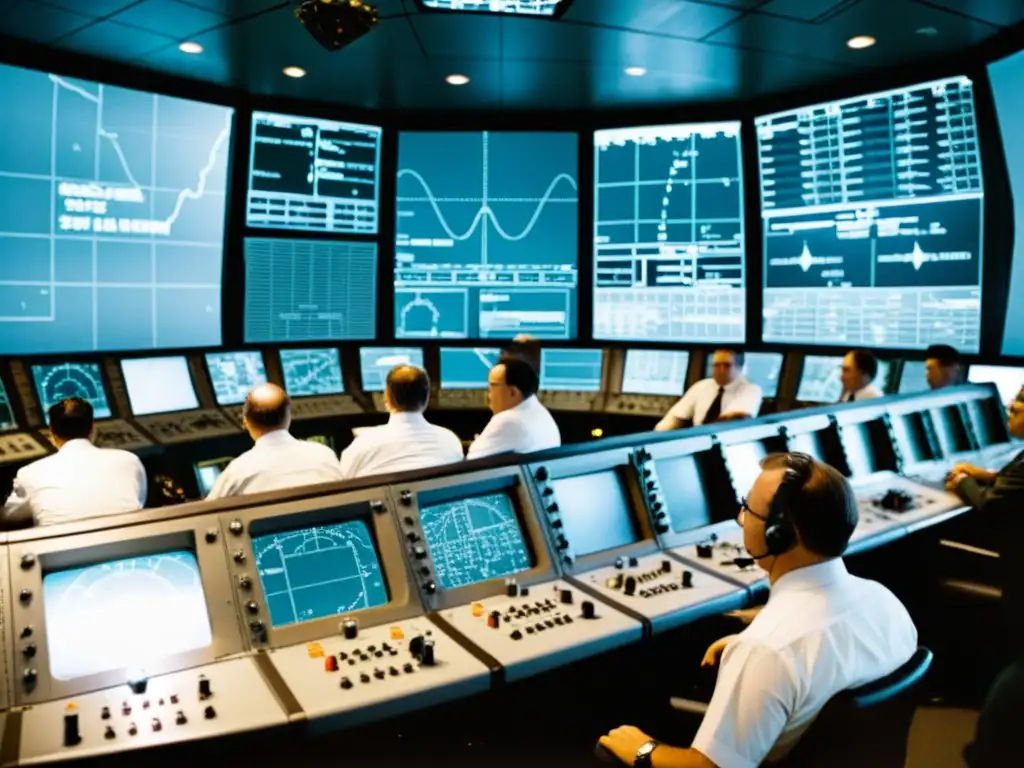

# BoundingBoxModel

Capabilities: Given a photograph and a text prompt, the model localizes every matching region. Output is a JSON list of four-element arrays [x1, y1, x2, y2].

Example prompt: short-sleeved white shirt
[[668, 377, 763, 426]]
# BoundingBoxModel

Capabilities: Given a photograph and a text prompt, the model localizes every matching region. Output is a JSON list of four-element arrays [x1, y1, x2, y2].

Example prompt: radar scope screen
[[31, 362, 111, 418]]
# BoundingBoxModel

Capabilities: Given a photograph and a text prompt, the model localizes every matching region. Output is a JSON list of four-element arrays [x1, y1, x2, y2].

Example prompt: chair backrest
[[776, 647, 933, 768]]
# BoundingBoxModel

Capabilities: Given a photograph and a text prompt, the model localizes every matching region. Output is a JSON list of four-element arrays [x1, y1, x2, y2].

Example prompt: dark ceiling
[[0, 0, 1022, 111]]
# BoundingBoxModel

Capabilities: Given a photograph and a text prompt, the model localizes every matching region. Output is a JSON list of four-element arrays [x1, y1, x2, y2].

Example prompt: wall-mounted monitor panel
[[418, 0, 565, 15], [31, 362, 112, 418], [395, 131, 578, 339], [0, 378, 16, 431], [758, 76, 983, 352], [440, 347, 501, 389], [279, 348, 345, 397], [621, 349, 690, 396], [0, 63, 232, 354], [205, 351, 267, 406], [703, 351, 784, 398], [247, 111, 381, 234], [898, 361, 929, 394], [796, 355, 889, 403], [593, 122, 745, 343], [359, 347, 425, 392], [990, 51, 1024, 356], [121, 356, 199, 416], [540, 349, 602, 391], [244, 238, 377, 343], [967, 365, 1024, 407]]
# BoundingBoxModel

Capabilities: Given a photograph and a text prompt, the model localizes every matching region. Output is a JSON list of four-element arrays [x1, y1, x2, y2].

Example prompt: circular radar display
[[30, 362, 112, 418]]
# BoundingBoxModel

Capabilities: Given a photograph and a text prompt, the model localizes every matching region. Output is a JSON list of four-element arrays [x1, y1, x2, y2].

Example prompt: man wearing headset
[[599, 453, 917, 768]]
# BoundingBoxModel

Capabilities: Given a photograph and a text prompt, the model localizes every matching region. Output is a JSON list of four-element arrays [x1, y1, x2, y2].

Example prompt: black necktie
[[704, 387, 725, 424]]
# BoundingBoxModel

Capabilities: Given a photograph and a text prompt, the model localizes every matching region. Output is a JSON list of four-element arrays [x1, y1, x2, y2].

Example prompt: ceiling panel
[[57, 19, 174, 59], [33, 0, 142, 17], [172, 0, 283, 18], [410, 13, 500, 57], [758, 0, 860, 22], [110, 0, 224, 38], [562, 0, 743, 40], [910, 0, 1024, 27], [5, 1, 92, 42]]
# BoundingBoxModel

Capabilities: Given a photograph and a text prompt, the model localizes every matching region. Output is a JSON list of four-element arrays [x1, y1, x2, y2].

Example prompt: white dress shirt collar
[[388, 411, 428, 426], [57, 438, 96, 453], [770, 558, 848, 595], [253, 429, 296, 449]]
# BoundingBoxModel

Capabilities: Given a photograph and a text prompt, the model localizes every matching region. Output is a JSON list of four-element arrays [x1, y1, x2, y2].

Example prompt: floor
[[906, 707, 979, 768]]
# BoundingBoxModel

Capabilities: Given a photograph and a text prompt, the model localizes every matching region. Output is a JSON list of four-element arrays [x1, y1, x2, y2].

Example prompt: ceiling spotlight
[[283, 66, 307, 78], [624, 66, 647, 77], [846, 35, 876, 49], [178, 41, 203, 54], [446, 73, 470, 86], [916, 26, 938, 36]]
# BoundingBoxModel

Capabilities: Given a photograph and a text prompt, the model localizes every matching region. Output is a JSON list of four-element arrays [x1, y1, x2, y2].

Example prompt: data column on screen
[[758, 76, 984, 352], [394, 131, 578, 339], [593, 122, 746, 343]]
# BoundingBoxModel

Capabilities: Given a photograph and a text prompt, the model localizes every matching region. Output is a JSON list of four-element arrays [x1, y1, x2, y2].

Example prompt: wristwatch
[[634, 739, 659, 767]]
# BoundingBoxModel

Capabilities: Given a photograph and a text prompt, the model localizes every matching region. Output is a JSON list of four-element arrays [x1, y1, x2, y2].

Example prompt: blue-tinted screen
[[205, 351, 267, 405], [0, 63, 231, 354], [655, 454, 731, 532], [540, 349, 602, 391], [440, 347, 500, 388], [758, 77, 983, 352], [967, 365, 1024, 407], [359, 347, 424, 392], [247, 111, 381, 233], [419, 492, 531, 589], [551, 470, 640, 556], [898, 361, 929, 394], [122, 356, 199, 415], [194, 457, 231, 497], [704, 351, 784, 398], [244, 238, 376, 343], [31, 362, 112, 418], [0, 378, 16, 430], [421, 0, 563, 14], [797, 355, 889, 403], [280, 348, 345, 396], [395, 131, 578, 339], [594, 122, 745, 342], [252, 520, 388, 627], [622, 350, 690, 396]]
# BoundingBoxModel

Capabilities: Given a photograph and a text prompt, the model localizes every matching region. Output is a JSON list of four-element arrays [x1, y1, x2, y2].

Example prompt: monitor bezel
[[0, 367, 19, 432], [28, 359, 114, 421], [203, 349, 268, 406], [278, 347, 346, 398], [7, 515, 241, 707], [119, 354, 201, 417]]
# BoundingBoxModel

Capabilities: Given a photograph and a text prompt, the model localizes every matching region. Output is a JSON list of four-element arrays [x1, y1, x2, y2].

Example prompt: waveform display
[[247, 112, 381, 234], [757, 76, 983, 351], [0, 63, 232, 355], [395, 131, 578, 339], [593, 122, 746, 343]]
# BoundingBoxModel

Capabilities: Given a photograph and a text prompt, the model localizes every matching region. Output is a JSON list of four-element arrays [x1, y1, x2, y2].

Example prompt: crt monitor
[[440, 347, 501, 389], [194, 457, 232, 497], [967, 365, 1024, 407], [655, 453, 735, 533], [359, 347, 425, 392], [898, 361, 929, 394], [622, 349, 690, 396], [550, 470, 641, 557], [279, 348, 345, 397], [418, 490, 532, 590], [42, 550, 213, 680], [205, 351, 268, 406], [540, 349, 603, 391], [251, 518, 388, 628], [0, 377, 16, 431], [30, 362, 112, 419], [121, 356, 200, 416], [796, 355, 889, 403], [704, 351, 784, 398]]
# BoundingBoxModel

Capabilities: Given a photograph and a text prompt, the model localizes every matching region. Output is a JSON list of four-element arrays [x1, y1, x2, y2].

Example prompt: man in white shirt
[[600, 452, 917, 768], [2, 398, 146, 527], [655, 350, 762, 431], [340, 365, 463, 479], [207, 383, 343, 499], [925, 344, 963, 390], [839, 349, 884, 402], [467, 357, 561, 460]]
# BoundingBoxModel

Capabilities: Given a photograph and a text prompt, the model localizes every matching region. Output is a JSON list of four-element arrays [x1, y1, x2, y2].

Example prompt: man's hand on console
[[701, 635, 738, 668], [600, 726, 656, 765], [950, 463, 997, 485], [946, 471, 968, 492]]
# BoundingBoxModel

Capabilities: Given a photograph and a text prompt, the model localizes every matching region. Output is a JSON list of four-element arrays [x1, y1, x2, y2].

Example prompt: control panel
[[539, 391, 602, 412], [290, 395, 363, 421], [851, 471, 967, 536], [603, 394, 677, 418], [670, 530, 769, 590], [91, 419, 153, 451], [437, 390, 488, 410], [0, 432, 48, 466], [134, 409, 241, 445]]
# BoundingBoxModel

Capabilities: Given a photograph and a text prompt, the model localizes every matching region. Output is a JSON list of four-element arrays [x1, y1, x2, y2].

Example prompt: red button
[[325, 656, 338, 672]]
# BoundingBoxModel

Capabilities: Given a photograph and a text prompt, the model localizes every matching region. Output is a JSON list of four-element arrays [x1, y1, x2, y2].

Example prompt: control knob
[[400, 490, 412, 507], [22, 668, 37, 685], [22, 643, 36, 658], [559, 588, 573, 605], [20, 553, 36, 570], [535, 466, 549, 482], [546, 503, 559, 514], [650, 501, 663, 513], [245, 600, 259, 614], [581, 601, 597, 620], [232, 550, 246, 563], [204, 528, 218, 543], [623, 577, 637, 597], [420, 639, 436, 666], [628, 556, 639, 567], [506, 580, 519, 598], [198, 675, 212, 699], [238, 575, 253, 590], [655, 522, 670, 535], [542, 486, 554, 497], [228, 520, 243, 535], [555, 535, 569, 550], [20, 626, 32, 638], [369, 500, 385, 514], [249, 620, 267, 640], [660, 559, 672, 574], [19, 589, 32, 604], [422, 580, 437, 595], [412, 544, 428, 559], [696, 543, 714, 559], [682, 570, 694, 589], [342, 618, 359, 639], [487, 611, 501, 629], [63, 704, 81, 747]]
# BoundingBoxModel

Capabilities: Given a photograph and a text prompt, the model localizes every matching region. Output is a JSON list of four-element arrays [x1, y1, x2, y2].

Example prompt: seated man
[[839, 349, 883, 402], [599, 453, 917, 768], [925, 344, 962, 390], [3, 398, 146, 526], [467, 357, 560, 460], [207, 383, 343, 499], [655, 350, 762, 431], [500, 334, 542, 374], [340, 365, 463, 479]]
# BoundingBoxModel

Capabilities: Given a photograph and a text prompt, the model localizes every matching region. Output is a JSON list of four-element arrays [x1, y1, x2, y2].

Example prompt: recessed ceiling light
[[283, 66, 307, 78], [446, 73, 470, 86], [178, 41, 203, 54], [624, 66, 647, 77], [846, 35, 876, 49], [916, 26, 938, 36]]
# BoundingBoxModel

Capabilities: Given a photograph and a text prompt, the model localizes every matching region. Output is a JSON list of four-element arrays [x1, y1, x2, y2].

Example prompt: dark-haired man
[[839, 349, 883, 402], [207, 383, 343, 499], [655, 350, 762, 431], [599, 454, 917, 768], [2, 398, 146, 526], [467, 357, 560, 459], [925, 344, 962, 390], [340, 365, 463, 479], [500, 334, 542, 374]]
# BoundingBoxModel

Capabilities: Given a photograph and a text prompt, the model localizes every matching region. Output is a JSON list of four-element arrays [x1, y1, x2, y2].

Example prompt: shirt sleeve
[[132, 455, 148, 508], [338, 439, 365, 480], [2, 474, 35, 526], [691, 641, 798, 768], [467, 415, 524, 460], [205, 463, 239, 501], [729, 383, 763, 416], [669, 385, 699, 421]]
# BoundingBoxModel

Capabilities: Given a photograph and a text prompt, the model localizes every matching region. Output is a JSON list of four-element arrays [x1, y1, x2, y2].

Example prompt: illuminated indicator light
[[389, 626, 405, 640], [472, 603, 484, 617], [624, 66, 647, 77], [446, 73, 470, 86], [178, 41, 203, 54], [283, 66, 307, 78], [591, 428, 604, 438], [846, 35, 876, 49]]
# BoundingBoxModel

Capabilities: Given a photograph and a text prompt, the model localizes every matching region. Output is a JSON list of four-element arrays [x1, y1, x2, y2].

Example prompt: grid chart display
[[359, 347, 425, 392], [31, 362, 112, 418], [758, 76, 984, 351], [440, 347, 501, 389], [0, 378, 15, 430], [0, 64, 233, 355], [205, 351, 267, 406], [395, 131, 578, 339], [419, 492, 531, 589], [594, 122, 745, 342], [244, 238, 377, 343], [247, 112, 381, 234], [796, 355, 890, 403], [280, 348, 345, 397], [540, 349, 603, 391], [420, 0, 563, 14], [622, 349, 690, 396], [252, 520, 388, 628]]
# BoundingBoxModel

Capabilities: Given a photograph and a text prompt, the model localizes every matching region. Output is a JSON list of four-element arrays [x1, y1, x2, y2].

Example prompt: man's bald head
[[385, 365, 430, 414], [243, 383, 291, 436]]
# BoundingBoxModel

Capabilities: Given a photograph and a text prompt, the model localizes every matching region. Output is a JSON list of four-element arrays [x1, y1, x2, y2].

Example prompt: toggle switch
[[581, 601, 597, 620], [623, 576, 637, 596], [325, 655, 338, 672], [661, 559, 672, 574], [63, 703, 81, 747], [198, 675, 211, 699], [559, 588, 573, 605], [682, 570, 693, 589]]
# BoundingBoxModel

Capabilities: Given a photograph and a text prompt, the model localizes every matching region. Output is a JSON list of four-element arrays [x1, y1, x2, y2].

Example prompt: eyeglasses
[[737, 497, 768, 525]]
